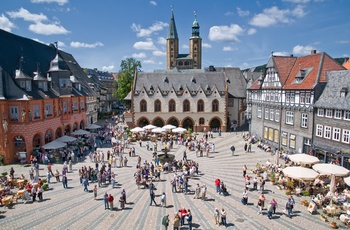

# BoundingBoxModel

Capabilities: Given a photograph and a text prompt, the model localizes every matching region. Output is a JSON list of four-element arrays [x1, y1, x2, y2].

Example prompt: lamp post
[[246, 103, 252, 136]]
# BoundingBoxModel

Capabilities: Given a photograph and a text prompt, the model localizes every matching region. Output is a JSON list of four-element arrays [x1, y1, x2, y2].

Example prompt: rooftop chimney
[[311, 50, 317, 55]]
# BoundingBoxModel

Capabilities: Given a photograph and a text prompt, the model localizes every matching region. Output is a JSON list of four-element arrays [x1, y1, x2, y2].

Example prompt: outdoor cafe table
[[17, 189, 25, 199], [1, 196, 12, 208], [17, 179, 25, 187]]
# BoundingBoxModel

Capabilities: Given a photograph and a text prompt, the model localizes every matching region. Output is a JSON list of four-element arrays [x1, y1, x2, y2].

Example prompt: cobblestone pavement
[[0, 130, 343, 230]]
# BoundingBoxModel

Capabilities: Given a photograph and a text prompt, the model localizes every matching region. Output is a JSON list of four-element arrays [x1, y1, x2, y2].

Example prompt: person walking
[[173, 214, 180, 230], [193, 183, 201, 199], [31, 186, 37, 202], [242, 189, 248, 205], [178, 208, 187, 226], [285, 198, 293, 218], [108, 194, 114, 211], [267, 203, 274, 219], [150, 190, 157, 206], [247, 143, 252, 153], [214, 208, 220, 225], [83, 178, 89, 192], [62, 175, 68, 188], [161, 192, 167, 207], [289, 196, 295, 214], [270, 198, 278, 214], [121, 189, 126, 204], [37, 185, 43, 201], [220, 208, 227, 227], [244, 143, 248, 152], [183, 150, 187, 161], [243, 165, 247, 178], [186, 210, 193, 230], [215, 178, 221, 193], [230, 145, 235, 156], [201, 184, 207, 200], [104, 192, 109, 210], [93, 185, 97, 200], [259, 194, 266, 210], [162, 214, 170, 230]]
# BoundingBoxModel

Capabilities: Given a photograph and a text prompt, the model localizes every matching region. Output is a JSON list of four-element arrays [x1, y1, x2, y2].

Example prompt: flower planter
[[330, 222, 338, 229], [320, 216, 328, 222]]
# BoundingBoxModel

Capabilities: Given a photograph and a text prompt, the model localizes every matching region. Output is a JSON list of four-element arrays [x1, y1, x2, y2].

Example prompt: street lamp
[[246, 104, 252, 135]]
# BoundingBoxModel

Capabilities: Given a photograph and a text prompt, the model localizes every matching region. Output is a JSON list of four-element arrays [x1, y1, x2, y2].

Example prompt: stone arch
[[167, 117, 179, 127], [55, 127, 63, 138], [152, 116, 165, 127], [44, 129, 54, 143], [182, 117, 195, 131], [65, 124, 71, 136], [209, 117, 222, 129], [32, 133, 42, 149], [137, 117, 150, 127], [80, 120, 85, 129], [73, 122, 79, 132]]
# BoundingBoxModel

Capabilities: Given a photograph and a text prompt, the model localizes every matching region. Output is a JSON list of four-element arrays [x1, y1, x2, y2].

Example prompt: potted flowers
[[301, 200, 309, 207], [329, 221, 338, 229], [320, 214, 328, 222]]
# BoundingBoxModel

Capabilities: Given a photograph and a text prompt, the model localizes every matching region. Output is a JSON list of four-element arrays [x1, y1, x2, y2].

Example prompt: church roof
[[167, 10, 178, 39]]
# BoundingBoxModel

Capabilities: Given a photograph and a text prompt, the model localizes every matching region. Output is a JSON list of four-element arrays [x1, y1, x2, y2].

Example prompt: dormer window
[[26, 80, 32, 91], [341, 87, 348, 97], [295, 69, 306, 83], [150, 85, 154, 91], [20, 81, 25, 88], [163, 77, 169, 83], [191, 77, 196, 83]]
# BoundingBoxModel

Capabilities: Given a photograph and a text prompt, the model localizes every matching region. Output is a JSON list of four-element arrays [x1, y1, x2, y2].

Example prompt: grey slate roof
[[167, 10, 178, 39], [134, 67, 246, 98], [314, 70, 350, 109]]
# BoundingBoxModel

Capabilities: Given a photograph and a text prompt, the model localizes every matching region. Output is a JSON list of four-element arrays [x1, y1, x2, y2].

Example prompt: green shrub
[[285, 189, 291, 195], [42, 183, 49, 191], [2, 172, 8, 177], [302, 190, 310, 196], [41, 179, 47, 184]]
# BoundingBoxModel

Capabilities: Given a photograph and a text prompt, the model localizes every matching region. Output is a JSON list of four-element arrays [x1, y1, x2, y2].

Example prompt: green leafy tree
[[114, 58, 142, 101]]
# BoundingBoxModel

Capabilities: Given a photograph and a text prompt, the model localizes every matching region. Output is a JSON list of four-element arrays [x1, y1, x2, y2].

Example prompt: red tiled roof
[[273, 56, 297, 85], [249, 78, 261, 90], [284, 53, 345, 90], [343, 59, 350, 70]]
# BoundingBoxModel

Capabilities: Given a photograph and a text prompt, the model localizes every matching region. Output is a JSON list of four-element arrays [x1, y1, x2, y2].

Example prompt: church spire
[[192, 11, 200, 37], [167, 7, 178, 39]]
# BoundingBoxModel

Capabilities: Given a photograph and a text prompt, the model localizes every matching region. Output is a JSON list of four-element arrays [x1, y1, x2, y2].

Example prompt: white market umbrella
[[289, 154, 320, 165], [172, 127, 187, 133], [344, 177, 350, 186], [130, 127, 146, 133], [312, 163, 350, 177], [42, 140, 66, 150], [282, 166, 319, 181], [72, 129, 91, 135], [143, 124, 157, 130], [86, 124, 101, 130], [162, 124, 176, 130], [55, 135, 77, 143], [152, 127, 166, 133]]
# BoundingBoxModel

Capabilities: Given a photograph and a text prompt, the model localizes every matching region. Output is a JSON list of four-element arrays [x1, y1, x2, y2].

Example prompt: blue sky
[[1, 0, 349, 72]]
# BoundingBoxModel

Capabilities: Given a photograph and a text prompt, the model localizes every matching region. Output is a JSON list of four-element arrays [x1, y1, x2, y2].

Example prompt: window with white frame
[[301, 113, 308, 128], [333, 127, 341, 141], [334, 110, 342, 119], [33, 105, 40, 118], [286, 93, 290, 103], [257, 107, 262, 118], [300, 92, 305, 104], [324, 126, 331, 139], [73, 101, 78, 111], [342, 129, 350, 144], [286, 111, 294, 125], [270, 92, 275, 102], [275, 110, 280, 122], [281, 132, 287, 146], [289, 134, 296, 149], [317, 108, 324, 117], [316, 124, 323, 137], [344, 111, 350, 120], [290, 93, 295, 103], [325, 109, 332, 118], [305, 93, 311, 104], [264, 108, 269, 120], [80, 100, 85, 109], [270, 109, 274, 121], [9, 106, 19, 120], [45, 104, 52, 115], [266, 92, 270, 101]]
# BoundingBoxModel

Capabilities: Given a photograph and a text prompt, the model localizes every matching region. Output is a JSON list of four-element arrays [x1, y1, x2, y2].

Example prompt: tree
[[114, 58, 141, 101]]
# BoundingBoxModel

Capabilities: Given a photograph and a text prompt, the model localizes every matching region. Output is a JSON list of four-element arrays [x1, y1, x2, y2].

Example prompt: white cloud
[[102, 65, 115, 71], [283, 0, 310, 3], [29, 21, 69, 35], [0, 14, 15, 32], [150, 1, 157, 6], [225, 11, 234, 16], [336, 40, 350, 44], [208, 24, 244, 42], [7, 7, 48, 22], [292, 45, 315, 55], [247, 28, 257, 35], [223, 46, 236, 51], [182, 44, 189, 49], [152, 50, 166, 56], [202, 43, 212, 48], [132, 52, 147, 59], [70, 41, 104, 48], [157, 37, 166, 45], [292, 5, 307, 18], [133, 39, 157, 50], [237, 7, 250, 17], [273, 51, 289, 56], [131, 21, 168, 37], [143, 59, 155, 64], [31, 0, 68, 5], [249, 5, 306, 28], [57, 41, 65, 47]]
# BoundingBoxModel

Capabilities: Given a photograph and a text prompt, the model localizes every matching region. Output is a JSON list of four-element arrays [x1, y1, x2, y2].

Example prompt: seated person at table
[[220, 181, 228, 196], [337, 193, 347, 203]]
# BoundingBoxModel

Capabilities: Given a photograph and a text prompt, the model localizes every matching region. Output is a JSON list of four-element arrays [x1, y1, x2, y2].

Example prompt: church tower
[[166, 9, 179, 70], [189, 11, 202, 69]]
